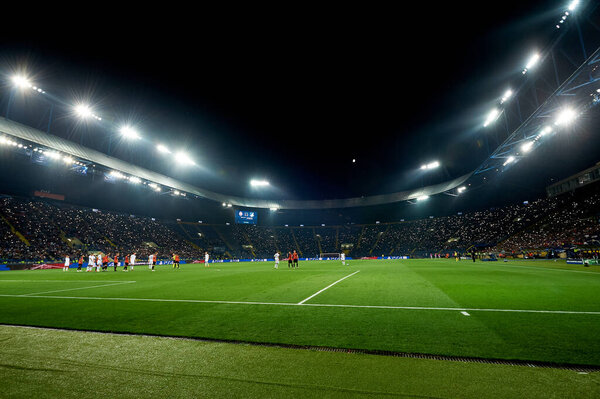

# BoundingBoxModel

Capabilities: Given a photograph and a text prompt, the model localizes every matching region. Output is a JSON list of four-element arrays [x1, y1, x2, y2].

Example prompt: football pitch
[[1, 258, 600, 397]]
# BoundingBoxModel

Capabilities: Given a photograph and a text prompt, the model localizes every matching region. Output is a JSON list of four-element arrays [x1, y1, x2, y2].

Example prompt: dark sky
[[0, 0, 596, 209]]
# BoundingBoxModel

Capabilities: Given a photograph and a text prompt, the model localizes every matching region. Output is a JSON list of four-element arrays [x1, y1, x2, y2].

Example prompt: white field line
[[19, 281, 137, 296], [297, 270, 360, 305], [3, 293, 600, 315], [0, 280, 137, 283]]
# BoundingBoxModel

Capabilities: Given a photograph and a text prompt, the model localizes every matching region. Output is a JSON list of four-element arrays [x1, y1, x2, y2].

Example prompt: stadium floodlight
[[457, 186, 467, 194], [62, 156, 74, 164], [420, 161, 440, 170], [109, 170, 126, 179], [522, 53, 540, 74], [128, 176, 141, 184], [176, 151, 196, 166], [269, 206, 279, 211], [74, 104, 93, 119], [568, 0, 579, 11], [120, 126, 141, 140], [521, 141, 534, 153], [156, 144, 171, 154], [250, 179, 270, 187], [417, 195, 429, 201], [500, 89, 513, 104], [554, 108, 577, 126], [483, 108, 500, 127], [11, 75, 31, 89], [539, 126, 553, 136], [503, 156, 515, 166]]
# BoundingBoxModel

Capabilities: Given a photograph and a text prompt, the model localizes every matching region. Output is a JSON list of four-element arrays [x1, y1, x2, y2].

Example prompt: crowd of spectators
[[1, 188, 600, 263]]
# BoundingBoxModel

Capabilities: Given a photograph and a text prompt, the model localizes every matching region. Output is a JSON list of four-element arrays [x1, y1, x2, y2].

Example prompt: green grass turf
[[1, 325, 599, 398], [1, 259, 600, 366]]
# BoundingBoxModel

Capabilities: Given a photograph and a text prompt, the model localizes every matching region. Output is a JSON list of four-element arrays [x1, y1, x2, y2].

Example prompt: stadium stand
[[1, 183, 600, 263]]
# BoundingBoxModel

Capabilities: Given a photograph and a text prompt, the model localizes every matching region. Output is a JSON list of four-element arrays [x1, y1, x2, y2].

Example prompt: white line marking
[[461, 311, 470, 316], [297, 270, 360, 304], [19, 281, 136, 296], [0, 280, 136, 283], [2, 293, 599, 315]]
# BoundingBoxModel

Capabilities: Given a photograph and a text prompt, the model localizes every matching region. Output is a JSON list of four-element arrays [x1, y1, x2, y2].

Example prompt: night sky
[[0, 0, 597, 215]]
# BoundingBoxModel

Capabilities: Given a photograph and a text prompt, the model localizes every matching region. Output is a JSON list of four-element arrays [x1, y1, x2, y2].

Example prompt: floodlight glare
[[250, 179, 270, 187], [128, 176, 141, 184], [457, 186, 467, 193], [525, 53, 540, 70], [269, 206, 279, 211], [176, 151, 196, 165], [11, 75, 31, 89], [500, 89, 513, 104], [503, 156, 515, 166], [62, 156, 74, 164], [156, 144, 171, 154], [484, 108, 500, 127], [568, 0, 579, 11], [521, 141, 534, 153], [539, 126, 553, 136], [554, 108, 577, 126], [74, 104, 93, 119], [417, 195, 429, 201], [420, 161, 440, 170], [120, 126, 140, 139]]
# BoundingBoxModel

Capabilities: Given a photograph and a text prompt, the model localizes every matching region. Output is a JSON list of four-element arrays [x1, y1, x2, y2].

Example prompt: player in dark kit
[[113, 253, 119, 271], [293, 250, 299, 268], [287, 252, 293, 268]]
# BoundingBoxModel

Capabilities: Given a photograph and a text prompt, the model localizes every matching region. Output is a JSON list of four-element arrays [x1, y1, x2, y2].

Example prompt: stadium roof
[[0, 116, 472, 209]]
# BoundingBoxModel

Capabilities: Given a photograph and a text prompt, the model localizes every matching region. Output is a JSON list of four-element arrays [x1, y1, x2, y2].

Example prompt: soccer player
[[113, 253, 119, 271], [340, 252, 346, 266], [63, 255, 70, 272], [87, 254, 94, 272], [204, 252, 210, 267], [148, 253, 154, 270], [287, 252, 292, 268], [102, 254, 109, 271], [124, 254, 130, 271], [454, 251, 459, 262], [172, 253, 180, 269], [77, 255, 83, 272], [274, 252, 279, 269], [130, 252, 136, 271], [96, 255, 102, 272], [292, 250, 299, 268], [153, 252, 158, 271]]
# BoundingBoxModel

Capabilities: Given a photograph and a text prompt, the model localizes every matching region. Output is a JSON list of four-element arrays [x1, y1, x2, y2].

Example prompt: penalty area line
[[297, 270, 360, 305], [2, 293, 600, 315]]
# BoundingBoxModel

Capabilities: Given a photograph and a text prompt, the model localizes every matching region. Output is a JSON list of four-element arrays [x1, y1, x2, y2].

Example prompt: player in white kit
[[148, 254, 153, 270], [96, 256, 102, 272], [274, 252, 279, 269], [63, 255, 70, 271], [204, 252, 210, 267], [130, 253, 136, 271], [341, 252, 346, 266], [87, 254, 95, 272]]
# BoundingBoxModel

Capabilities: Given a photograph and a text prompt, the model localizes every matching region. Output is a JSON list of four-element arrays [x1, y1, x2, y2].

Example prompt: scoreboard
[[235, 209, 257, 225]]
